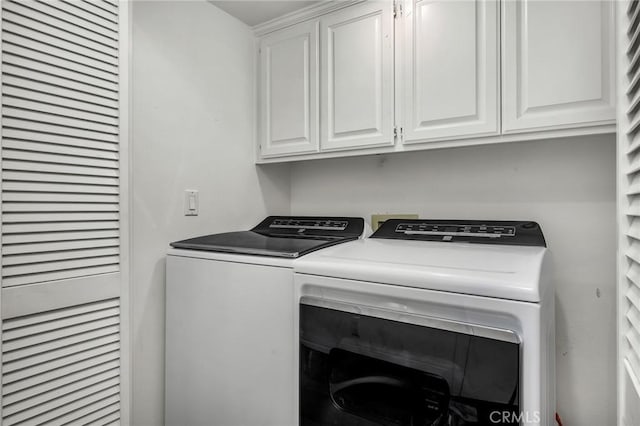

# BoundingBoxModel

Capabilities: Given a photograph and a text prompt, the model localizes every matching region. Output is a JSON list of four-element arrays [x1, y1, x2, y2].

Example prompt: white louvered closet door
[[0, 0, 129, 425], [621, 1, 640, 425]]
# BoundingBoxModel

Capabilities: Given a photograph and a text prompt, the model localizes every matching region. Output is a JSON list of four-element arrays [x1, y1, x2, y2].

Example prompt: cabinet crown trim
[[253, 0, 364, 36]]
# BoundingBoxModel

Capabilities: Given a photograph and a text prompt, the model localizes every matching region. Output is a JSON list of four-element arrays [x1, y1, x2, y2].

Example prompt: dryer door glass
[[299, 304, 520, 426]]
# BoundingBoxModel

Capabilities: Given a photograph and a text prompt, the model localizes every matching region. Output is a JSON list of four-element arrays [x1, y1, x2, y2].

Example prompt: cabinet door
[[259, 21, 319, 157], [502, 0, 615, 133], [320, 1, 394, 151], [403, 0, 499, 144]]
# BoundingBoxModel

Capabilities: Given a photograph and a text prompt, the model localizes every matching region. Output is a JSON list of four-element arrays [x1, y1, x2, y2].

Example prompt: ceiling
[[211, 1, 320, 27]]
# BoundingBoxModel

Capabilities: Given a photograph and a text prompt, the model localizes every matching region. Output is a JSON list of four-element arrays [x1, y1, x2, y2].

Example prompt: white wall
[[132, 3, 616, 424], [290, 134, 616, 426], [132, 2, 290, 425]]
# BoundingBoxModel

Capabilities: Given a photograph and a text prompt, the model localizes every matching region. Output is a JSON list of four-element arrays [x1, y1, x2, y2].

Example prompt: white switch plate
[[184, 190, 199, 216]]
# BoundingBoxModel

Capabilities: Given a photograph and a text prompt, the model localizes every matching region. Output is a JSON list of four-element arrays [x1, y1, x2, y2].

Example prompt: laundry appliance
[[294, 219, 554, 426], [165, 216, 365, 426]]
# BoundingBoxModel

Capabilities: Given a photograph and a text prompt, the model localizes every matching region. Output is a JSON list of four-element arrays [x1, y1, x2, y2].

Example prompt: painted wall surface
[[132, 2, 290, 425], [290, 134, 616, 426]]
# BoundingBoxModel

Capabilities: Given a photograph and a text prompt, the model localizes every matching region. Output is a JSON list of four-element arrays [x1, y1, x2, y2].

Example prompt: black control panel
[[269, 218, 348, 231], [371, 219, 546, 247], [254, 216, 364, 239]]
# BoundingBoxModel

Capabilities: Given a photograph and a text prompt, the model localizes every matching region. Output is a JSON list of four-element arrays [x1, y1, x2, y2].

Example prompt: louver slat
[[2, 64, 118, 101], [4, 385, 119, 426], [3, 181, 118, 194], [630, 0, 640, 37], [628, 239, 640, 265], [94, 1, 118, 16], [630, 179, 640, 196], [629, 326, 640, 368], [2, 359, 119, 404], [2, 107, 118, 135], [72, 404, 120, 426], [1, 300, 121, 425], [1, 203, 119, 213], [2, 350, 119, 394], [2, 50, 118, 92], [3, 1, 118, 51], [3, 211, 120, 223], [630, 41, 640, 77], [2, 255, 120, 277], [2, 117, 118, 143], [2, 193, 118, 203], [2, 264, 120, 287], [1, 238, 120, 256], [1, 18, 117, 67], [2, 74, 118, 109], [629, 115, 640, 136], [1, 31, 118, 75], [63, 0, 118, 24], [3, 148, 119, 167], [3, 322, 120, 357], [3, 299, 118, 329], [3, 341, 120, 383], [16, 0, 118, 39], [628, 278, 640, 312], [2, 128, 118, 151], [2, 140, 119, 160], [2, 51, 117, 93], [629, 68, 640, 97], [630, 22, 640, 58], [2, 161, 119, 177], [629, 196, 640, 218], [2, 43, 118, 86], [3, 371, 120, 417], [48, 0, 119, 31], [2, 229, 119, 245], [4, 334, 119, 373], [2, 97, 119, 126]]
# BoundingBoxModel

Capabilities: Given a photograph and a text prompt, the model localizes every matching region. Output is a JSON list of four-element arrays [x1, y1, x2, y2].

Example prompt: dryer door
[[299, 303, 520, 425]]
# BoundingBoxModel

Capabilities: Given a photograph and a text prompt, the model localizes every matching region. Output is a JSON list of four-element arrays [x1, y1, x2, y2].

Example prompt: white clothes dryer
[[294, 219, 554, 426]]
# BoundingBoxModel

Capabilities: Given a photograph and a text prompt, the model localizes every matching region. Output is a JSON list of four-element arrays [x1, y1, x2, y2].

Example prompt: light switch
[[185, 190, 199, 216]]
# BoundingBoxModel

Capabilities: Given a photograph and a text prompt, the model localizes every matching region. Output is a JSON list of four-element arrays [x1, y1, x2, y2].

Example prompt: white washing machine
[[165, 216, 365, 426], [294, 219, 554, 426]]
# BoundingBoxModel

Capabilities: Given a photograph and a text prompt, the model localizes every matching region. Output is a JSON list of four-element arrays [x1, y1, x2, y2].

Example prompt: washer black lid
[[170, 216, 365, 257]]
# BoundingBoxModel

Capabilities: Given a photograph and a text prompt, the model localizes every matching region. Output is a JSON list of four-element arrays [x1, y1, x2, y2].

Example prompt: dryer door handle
[[331, 375, 411, 394]]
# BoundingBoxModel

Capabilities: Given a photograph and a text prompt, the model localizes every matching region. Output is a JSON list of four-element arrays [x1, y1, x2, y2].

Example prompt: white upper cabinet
[[255, 0, 616, 162], [502, 0, 615, 133], [320, 1, 394, 151], [402, 0, 499, 144], [259, 20, 319, 157]]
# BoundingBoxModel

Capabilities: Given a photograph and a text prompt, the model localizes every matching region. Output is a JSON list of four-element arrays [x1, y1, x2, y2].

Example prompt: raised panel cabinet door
[[320, 1, 394, 151], [259, 21, 319, 158], [403, 0, 499, 144], [502, 0, 615, 133]]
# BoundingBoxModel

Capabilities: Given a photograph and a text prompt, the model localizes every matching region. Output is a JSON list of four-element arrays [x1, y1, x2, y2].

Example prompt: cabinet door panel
[[321, 1, 394, 151], [259, 21, 319, 157], [502, 0, 615, 133], [403, 0, 499, 144]]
